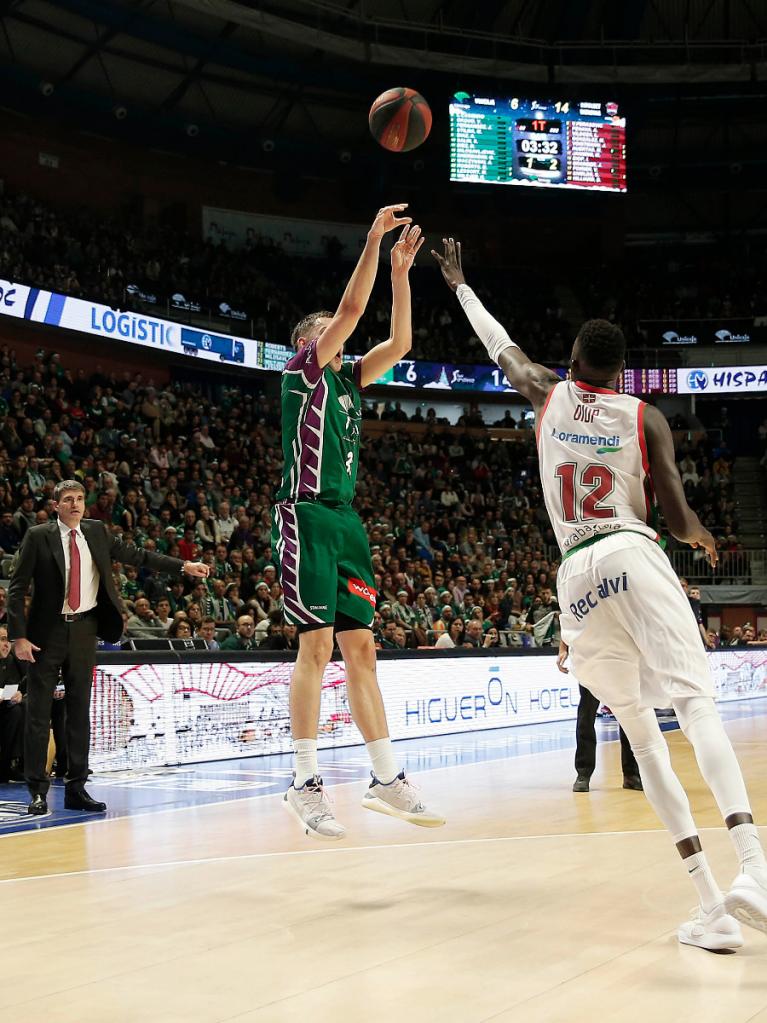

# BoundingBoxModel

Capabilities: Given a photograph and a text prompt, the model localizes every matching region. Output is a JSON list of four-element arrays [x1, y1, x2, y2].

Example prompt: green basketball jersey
[[276, 339, 363, 505]]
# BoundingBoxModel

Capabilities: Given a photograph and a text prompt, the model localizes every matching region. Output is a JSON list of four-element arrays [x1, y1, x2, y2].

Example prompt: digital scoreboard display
[[619, 368, 677, 395], [450, 94, 627, 193]]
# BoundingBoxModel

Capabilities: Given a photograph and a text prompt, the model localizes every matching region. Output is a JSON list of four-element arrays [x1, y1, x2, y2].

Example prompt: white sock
[[730, 823, 767, 884], [366, 737, 399, 785], [293, 738, 318, 788], [684, 851, 722, 913]]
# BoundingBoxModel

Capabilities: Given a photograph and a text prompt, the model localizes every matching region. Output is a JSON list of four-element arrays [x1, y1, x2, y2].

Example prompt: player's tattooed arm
[[431, 237, 559, 409], [359, 225, 425, 388], [643, 404, 718, 567], [314, 204, 412, 369]]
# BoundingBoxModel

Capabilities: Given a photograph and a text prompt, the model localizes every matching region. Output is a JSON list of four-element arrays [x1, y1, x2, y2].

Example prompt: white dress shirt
[[58, 520, 100, 614]]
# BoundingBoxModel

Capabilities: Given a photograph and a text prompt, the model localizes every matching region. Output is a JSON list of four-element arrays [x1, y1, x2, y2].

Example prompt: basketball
[[368, 87, 432, 152]]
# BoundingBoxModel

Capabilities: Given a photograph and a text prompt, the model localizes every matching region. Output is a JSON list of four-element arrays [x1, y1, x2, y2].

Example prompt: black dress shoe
[[623, 774, 643, 791], [572, 774, 590, 793], [64, 787, 107, 812], [27, 794, 48, 815]]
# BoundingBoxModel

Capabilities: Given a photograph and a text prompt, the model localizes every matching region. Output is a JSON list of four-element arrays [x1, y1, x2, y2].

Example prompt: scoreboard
[[450, 94, 627, 193], [619, 368, 677, 395]]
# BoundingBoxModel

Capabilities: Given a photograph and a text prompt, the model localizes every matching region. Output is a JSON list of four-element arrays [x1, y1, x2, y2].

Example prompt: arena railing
[[670, 548, 760, 584]]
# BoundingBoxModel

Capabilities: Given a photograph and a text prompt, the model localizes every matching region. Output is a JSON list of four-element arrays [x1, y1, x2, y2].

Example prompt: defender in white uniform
[[433, 237, 767, 952], [538, 378, 713, 712]]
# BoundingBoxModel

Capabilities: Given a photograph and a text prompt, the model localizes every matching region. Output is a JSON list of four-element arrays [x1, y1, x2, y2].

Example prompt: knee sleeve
[[673, 695, 718, 734], [672, 696, 752, 819], [616, 706, 698, 843]]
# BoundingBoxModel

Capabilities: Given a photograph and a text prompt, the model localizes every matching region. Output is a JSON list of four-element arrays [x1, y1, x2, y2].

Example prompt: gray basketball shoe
[[283, 775, 346, 841], [362, 771, 445, 827]]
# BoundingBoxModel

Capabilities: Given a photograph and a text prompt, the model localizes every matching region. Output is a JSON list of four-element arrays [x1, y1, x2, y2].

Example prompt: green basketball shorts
[[271, 501, 377, 628]]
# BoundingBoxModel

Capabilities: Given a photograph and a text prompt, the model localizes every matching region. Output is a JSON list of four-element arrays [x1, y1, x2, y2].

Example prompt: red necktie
[[68, 530, 81, 611]]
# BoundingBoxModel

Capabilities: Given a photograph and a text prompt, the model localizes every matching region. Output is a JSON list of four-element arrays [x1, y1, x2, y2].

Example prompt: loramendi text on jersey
[[537, 379, 659, 556]]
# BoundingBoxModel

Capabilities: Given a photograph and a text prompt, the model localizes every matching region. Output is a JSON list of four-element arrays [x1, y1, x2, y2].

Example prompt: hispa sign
[[678, 366, 767, 394]]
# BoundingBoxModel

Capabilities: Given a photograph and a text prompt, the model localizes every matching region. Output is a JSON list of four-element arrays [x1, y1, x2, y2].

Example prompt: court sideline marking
[[2, 824, 762, 886], [0, 740, 607, 841]]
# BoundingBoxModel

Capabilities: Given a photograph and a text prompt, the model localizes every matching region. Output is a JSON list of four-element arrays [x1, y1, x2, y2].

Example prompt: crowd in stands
[[0, 185, 591, 364], [4, 183, 766, 369], [581, 240, 767, 338], [0, 332, 757, 665], [0, 340, 564, 652]]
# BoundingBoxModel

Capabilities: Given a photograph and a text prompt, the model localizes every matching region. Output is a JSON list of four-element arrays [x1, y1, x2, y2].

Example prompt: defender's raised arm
[[432, 237, 559, 411]]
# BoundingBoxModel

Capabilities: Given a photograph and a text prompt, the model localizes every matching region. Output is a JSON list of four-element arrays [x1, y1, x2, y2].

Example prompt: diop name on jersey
[[569, 572, 629, 621], [551, 427, 621, 448]]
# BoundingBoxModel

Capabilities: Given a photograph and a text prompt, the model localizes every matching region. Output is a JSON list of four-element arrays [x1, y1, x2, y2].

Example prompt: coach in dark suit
[[8, 479, 209, 816]]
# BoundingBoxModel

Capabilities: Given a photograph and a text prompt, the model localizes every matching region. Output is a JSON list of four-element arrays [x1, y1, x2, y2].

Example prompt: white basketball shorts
[[557, 531, 713, 713]]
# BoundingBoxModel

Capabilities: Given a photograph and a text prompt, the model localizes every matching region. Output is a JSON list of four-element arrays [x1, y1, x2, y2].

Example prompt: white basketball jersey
[[537, 380, 659, 557]]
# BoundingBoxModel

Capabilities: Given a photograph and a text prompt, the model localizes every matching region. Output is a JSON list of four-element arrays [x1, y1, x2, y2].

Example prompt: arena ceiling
[[1, 0, 766, 167]]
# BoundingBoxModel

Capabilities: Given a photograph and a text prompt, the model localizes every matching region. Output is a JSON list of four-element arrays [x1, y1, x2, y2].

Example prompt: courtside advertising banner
[[678, 366, 767, 394], [0, 277, 260, 369], [89, 649, 767, 772]]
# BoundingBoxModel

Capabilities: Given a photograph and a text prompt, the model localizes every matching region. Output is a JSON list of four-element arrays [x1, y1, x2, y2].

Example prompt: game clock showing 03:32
[[450, 94, 627, 193]]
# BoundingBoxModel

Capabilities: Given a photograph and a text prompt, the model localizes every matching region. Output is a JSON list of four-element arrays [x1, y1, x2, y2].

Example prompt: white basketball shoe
[[724, 873, 767, 935], [283, 775, 346, 841], [678, 902, 743, 952], [362, 771, 445, 828]]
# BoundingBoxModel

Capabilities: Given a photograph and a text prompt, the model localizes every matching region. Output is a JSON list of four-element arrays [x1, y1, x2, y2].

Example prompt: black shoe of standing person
[[27, 794, 48, 815], [572, 774, 590, 793], [623, 774, 643, 791], [64, 786, 107, 813]]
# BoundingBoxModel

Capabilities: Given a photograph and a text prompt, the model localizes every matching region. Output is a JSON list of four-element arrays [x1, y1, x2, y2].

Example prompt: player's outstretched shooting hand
[[431, 237, 466, 292], [369, 204, 412, 239], [391, 224, 424, 275]]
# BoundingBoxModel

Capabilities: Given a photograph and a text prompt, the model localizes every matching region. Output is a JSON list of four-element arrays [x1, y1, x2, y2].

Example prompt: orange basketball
[[368, 87, 432, 152]]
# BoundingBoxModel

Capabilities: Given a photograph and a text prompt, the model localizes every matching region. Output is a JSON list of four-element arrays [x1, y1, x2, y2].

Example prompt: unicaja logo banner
[[715, 328, 751, 343], [662, 330, 698, 345]]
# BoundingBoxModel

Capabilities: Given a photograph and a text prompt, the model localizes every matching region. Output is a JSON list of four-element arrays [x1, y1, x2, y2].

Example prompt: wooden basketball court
[[1, 713, 765, 1022]]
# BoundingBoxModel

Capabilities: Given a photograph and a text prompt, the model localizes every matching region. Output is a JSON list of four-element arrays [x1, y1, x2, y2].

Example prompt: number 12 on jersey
[[555, 462, 616, 521]]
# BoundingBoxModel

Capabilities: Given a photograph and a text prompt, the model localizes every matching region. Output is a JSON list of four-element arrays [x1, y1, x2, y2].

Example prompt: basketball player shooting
[[432, 237, 767, 952], [272, 206, 445, 840]]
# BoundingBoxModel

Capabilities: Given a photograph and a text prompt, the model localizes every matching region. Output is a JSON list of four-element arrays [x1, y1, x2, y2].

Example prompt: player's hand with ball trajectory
[[391, 224, 424, 276], [368, 203, 412, 241], [431, 237, 467, 292]]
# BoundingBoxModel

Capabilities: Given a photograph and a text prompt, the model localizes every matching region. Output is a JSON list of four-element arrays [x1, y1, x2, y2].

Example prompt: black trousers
[[24, 613, 98, 796], [0, 700, 25, 775], [51, 697, 68, 776], [575, 685, 639, 778]]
